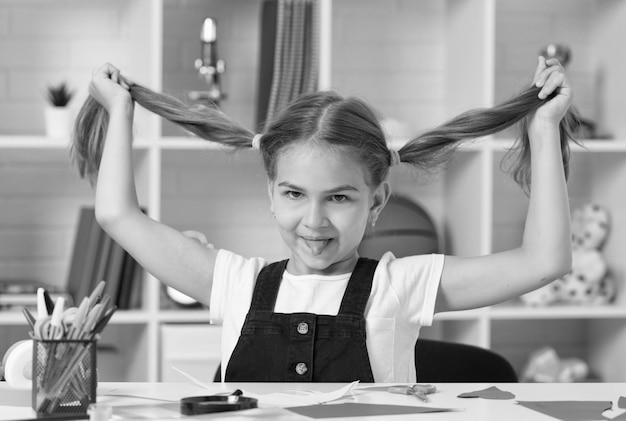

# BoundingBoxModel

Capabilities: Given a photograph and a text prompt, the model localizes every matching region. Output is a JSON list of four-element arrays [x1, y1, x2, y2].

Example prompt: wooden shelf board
[[488, 304, 626, 320]]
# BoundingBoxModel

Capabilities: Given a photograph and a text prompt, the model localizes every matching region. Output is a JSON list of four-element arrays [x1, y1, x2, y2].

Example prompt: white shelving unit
[[1, 0, 626, 383]]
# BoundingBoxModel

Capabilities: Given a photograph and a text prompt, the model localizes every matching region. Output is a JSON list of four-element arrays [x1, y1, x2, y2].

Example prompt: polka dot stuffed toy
[[521, 202, 615, 306]]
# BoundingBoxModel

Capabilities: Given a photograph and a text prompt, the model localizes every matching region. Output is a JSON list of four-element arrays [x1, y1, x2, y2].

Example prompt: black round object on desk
[[180, 392, 258, 415]]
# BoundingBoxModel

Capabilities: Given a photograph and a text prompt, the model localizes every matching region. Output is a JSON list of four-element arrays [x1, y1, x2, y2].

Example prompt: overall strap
[[338, 257, 379, 317], [248, 260, 288, 312]]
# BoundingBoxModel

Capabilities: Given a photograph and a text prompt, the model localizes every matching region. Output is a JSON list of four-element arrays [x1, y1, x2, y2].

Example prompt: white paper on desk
[[98, 383, 206, 403], [250, 381, 360, 408], [172, 365, 359, 408], [172, 366, 212, 389]]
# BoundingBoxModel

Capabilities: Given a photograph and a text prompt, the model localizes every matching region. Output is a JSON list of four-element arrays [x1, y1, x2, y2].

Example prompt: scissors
[[36, 287, 55, 319], [35, 297, 66, 340], [61, 306, 78, 329], [388, 384, 437, 402]]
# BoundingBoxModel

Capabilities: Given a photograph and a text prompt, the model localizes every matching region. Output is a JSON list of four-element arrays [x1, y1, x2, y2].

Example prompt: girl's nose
[[303, 202, 329, 229]]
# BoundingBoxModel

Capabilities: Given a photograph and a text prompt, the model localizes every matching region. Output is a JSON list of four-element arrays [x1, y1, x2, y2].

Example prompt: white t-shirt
[[210, 250, 444, 383]]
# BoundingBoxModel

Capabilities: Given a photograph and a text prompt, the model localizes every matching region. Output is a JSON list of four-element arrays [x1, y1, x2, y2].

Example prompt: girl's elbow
[[94, 203, 132, 232], [94, 206, 117, 231], [540, 249, 573, 284]]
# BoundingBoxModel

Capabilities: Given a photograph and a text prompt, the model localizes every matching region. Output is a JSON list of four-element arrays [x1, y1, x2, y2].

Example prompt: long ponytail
[[397, 86, 580, 192], [71, 82, 579, 192], [71, 84, 254, 186]]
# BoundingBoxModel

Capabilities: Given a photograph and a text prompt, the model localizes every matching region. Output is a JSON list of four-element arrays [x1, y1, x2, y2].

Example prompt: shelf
[[571, 140, 626, 153], [0, 136, 71, 149], [433, 308, 485, 321], [389, 137, 626, 155], [4, 132, 624, 155], [0, 136, 153, 150], [431, 305, 626, 322], [157, 310, 212, 324], [158, 137, 234, 151], [5, 305, 623, 326], [0, 309, 153, 326], [107, 310, 154, 324], [0, 311, 31, 326], [488, 304, 626, 320], [477, 138, 626, 153]]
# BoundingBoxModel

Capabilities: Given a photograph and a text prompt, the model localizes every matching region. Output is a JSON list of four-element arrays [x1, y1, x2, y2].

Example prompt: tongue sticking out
[[304, 239, 330, 256]]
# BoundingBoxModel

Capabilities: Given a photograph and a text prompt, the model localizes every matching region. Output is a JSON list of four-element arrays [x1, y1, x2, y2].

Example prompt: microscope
[[188, 17, 226, 107]]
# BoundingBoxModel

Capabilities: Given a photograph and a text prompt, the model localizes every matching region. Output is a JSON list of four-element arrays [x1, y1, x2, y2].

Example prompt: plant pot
[[44, 106, 73, 140]]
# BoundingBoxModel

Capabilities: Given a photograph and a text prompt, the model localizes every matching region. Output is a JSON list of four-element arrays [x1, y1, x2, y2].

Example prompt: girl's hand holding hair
[[532, 56, 572, 125], [88, 63, 133, 114]]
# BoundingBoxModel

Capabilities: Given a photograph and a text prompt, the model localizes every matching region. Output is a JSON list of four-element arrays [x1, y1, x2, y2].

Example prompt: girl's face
[[269, 142, 389, 276]]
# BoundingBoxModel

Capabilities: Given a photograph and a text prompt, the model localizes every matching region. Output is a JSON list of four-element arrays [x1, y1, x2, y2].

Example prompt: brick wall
[[330, 0, 446, 135], [0, 0, 148, 135], [0, 150, 94, 288]]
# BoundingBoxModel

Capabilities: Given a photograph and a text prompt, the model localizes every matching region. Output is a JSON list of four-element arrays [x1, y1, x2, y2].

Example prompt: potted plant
[[44, 81, 75, 139]]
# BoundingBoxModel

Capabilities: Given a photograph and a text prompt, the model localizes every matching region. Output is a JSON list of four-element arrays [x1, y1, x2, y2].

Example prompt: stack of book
[[65, 207, 143, 310], [0, 208, 143, 313]]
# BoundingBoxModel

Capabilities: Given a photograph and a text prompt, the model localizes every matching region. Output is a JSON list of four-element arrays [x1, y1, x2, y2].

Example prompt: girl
[[74, 57, 573, 383]]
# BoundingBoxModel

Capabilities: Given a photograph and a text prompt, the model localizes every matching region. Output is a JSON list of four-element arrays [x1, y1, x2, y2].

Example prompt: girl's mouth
[[301, 237, 332, 256]]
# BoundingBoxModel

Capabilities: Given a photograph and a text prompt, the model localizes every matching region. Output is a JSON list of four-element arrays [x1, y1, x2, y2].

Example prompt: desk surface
[[1, 382, 625, 420]]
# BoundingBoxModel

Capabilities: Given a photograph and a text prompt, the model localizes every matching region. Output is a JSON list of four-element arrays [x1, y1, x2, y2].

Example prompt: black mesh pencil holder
[[32, 338, 98, 416]]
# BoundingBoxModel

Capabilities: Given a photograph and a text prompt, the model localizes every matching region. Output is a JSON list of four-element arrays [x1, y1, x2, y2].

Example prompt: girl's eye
[[285, 191, 303, 199], [330, 195, 348, 203]]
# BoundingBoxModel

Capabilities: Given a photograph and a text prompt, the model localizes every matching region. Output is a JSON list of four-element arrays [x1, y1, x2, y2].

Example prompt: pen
[[36, 288, 48, 319], [92, 306, 117, 335], [22, 307, 36, 330], [87, 280, 106, 311], [43, 289, 55, 315]]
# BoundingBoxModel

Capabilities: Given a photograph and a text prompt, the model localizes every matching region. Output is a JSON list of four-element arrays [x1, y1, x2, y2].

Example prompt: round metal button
[[297, 322, 309, 335], [295, 362, 308, 376]]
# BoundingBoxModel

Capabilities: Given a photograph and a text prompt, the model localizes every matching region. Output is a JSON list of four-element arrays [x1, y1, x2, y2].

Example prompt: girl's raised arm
[[88, 63, 218, 305], [435, 57, 573, 313]]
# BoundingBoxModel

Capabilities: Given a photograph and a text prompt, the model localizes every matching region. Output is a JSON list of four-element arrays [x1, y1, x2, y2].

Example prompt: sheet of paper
[[458, 386, 515, 400], [251, 381, 360, 408], [98, 383, 208, 403], [517, 400, 613, 421], [171, 366, 212, 390], [286, 402, 456, 419], [169, 365, 360, 408], [611, 412, 626, 421]]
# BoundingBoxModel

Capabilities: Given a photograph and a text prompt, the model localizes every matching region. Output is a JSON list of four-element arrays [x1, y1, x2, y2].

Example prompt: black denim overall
[[224, 258, 378, 382]]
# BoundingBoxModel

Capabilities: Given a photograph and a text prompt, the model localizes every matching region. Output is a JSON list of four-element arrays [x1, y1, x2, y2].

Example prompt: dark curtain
[[256, 0, 319, 130]]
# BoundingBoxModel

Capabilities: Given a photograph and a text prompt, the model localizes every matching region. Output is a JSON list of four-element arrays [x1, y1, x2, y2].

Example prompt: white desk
[[1, 382, 625, 420]]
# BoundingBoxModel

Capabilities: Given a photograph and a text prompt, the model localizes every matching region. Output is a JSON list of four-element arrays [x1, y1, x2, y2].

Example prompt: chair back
[[416, 339, 518, 382]]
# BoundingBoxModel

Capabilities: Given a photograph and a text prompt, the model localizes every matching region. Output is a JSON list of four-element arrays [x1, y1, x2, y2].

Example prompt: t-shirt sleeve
[[380, 252, 444, 327], [209, 249, 266, 324]]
